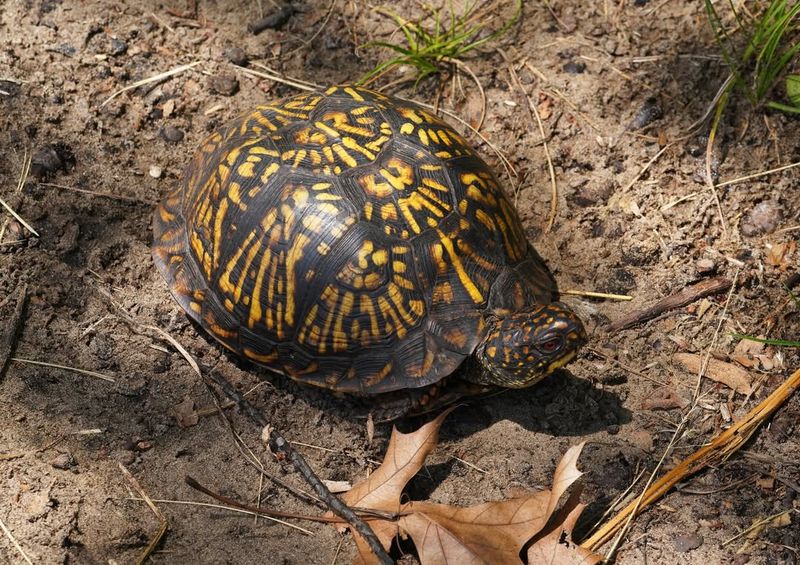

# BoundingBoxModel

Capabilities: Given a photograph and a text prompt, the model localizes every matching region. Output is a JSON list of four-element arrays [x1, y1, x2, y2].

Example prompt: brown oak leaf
[[334, 408, 600, 564]]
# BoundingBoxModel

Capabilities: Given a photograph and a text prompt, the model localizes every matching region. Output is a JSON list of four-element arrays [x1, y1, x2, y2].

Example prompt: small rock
[[696, 258, 716, 275], [562, 61, 586, 74], [50, 452, 76, 470], [674, 532, 703, 552], [109, 37, 127, 56], [31, 143, 74, 178], [741, 200, 782, 236], [628, 97, 663, 130], [149, 165, 162, 178], [211, 74, 239, 96], [223, 46, 248, 66], [160, 125, 184, 143]]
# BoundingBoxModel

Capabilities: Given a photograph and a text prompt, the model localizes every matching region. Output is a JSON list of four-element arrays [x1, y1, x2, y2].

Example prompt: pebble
[[740, 200, 782, 236], [562, 61, 586, 74], [109, 37, 127, 56], [31, 143, 73, 178], [223, 46, 248, 66], [674, 532, 703, 552], [211, 74, 239, 96], [160, 125, 184, 143], [149, 165, 162, 178], [50, 452, 76, 470], [696, 258, 716, 275]]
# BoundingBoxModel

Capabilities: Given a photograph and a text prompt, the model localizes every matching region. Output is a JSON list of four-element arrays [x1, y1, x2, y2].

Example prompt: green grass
[[733, 334, 800, 347], [705, 0, 800, 115], [358, 0, 522, 86]]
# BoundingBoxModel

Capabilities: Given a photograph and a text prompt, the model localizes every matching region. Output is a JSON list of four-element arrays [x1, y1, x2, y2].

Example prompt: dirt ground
[[1, 1, 798, 563]]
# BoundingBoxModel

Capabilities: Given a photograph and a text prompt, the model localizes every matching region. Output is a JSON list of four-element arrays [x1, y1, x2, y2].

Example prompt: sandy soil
[[1, 1, 798, 563]]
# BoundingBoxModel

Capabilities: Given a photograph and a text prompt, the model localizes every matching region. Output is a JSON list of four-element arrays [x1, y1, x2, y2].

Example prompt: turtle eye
[[539, 337, 562, 354]]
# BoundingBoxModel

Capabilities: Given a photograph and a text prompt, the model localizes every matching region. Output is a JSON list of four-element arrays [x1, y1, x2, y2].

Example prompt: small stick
[[204, 370, 393, 565], [0, 284, 27, 381], [11, 357, 115, 382], [716, 159, 800, 188], [606, 276, 732, 332], [119, 463, 168, 565], [0, 515, 33, 565], [248, 4, 294, 34], [580, 366, 800, 551]]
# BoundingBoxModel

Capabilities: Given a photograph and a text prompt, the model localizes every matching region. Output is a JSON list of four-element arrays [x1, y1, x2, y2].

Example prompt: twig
[[0, 284, 27, 381], [0, 515, 33, 565], [100, 62, 200, 108], [11, 357, 115, 382], [202, 370, 393, 564], [581, 366, 800, 551], [606, 276, 733, 332], [118, 463, 168, 565]]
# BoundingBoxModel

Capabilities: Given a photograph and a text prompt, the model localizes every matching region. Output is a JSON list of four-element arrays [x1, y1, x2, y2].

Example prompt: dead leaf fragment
[[322, 480, 352, 494], [641, 387, 687, 410], [173, 396, 198, 428], [673, 353, 753, 395], [527, 503, 602, 565]]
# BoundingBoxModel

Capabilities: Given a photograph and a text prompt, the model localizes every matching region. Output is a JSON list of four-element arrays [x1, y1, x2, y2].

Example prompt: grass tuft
[[358, 0, 521, 86], [705, 0, 800, 115]]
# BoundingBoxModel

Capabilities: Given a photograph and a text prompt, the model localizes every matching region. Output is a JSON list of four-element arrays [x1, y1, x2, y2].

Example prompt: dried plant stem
[[562, 289, 632, 301], [118, 463, 168, 565], [716, 159, 800, 188], [581, 366, 800, 551], [0, 516, 33, 565], [100, 62, 200, 108], [11, 357, 115, 382]]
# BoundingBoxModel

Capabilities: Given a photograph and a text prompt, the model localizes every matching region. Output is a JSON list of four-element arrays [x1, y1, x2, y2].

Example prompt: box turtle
[[152, 85, 586, 414]]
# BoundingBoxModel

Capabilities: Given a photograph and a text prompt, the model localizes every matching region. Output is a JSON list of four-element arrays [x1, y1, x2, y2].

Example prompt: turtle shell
[[152, 85, 556, 394]]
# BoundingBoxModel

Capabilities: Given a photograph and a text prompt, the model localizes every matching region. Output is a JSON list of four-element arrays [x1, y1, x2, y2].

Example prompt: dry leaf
[[641, 387, 687, 410], [673, 353, 753, 395], [527, 503, 602, 565], [334, 409, 593, 564], [173, 396, 198, 428], [766, 241, 796, 270]]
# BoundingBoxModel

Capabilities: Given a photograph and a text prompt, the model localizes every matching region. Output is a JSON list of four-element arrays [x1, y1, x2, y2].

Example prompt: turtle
[[152, 85, 586, 417]]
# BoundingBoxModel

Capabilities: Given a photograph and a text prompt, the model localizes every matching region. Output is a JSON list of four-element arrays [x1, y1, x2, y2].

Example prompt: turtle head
[[474, 302, 586, 388]]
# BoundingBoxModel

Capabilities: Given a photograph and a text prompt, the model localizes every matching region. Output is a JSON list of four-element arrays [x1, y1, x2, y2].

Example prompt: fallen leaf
[[334, 409, 596, 564], [673, 353, 753, 395], [527, 502, 602, 565], [173, 396, 198, 428], [765, 241, 795, 270]]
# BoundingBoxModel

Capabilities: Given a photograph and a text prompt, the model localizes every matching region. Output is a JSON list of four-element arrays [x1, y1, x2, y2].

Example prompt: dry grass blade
[[11, 357, 115, 382], [100, 61, 200, 108], [0, 515, 33, 565], [721, 509, 796, 547], [505, 55, 558, 230], [581, 366, 800, 551], [562, 289, 632, 301], [716, 159, 800, 187], [622, 144, 672, 192], [119, 463, 168, 565], [0, 195, 38, 237], [126, 496, 314, 535], [239, 63, 318, 92], [39, 182, 156, 205]]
